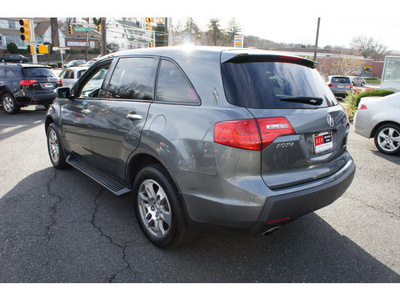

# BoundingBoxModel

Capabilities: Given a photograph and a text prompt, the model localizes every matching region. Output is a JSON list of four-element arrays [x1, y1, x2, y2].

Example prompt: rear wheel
[[1, 93, 20, 114], [133, 164, 192, 249], [374, 124, 400, 155]]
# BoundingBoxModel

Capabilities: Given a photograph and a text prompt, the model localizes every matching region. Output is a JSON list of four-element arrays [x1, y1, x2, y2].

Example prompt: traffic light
[[19, 19, 30, 42], [145, 17, 152, 30], [97, 24, 101, 33], [68, 25, 73, 34]]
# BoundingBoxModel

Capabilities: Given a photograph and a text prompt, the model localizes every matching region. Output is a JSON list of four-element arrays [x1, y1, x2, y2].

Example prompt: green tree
[[7, 43, 19, 54], [153, 23, 167, 47], [183, 17, 201, 44], [206, 18, 224, 46], [225, 18, 241, 46]]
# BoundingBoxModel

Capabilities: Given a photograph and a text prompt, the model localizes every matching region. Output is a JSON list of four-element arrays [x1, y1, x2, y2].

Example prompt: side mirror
[[55, 87, 71, 99]]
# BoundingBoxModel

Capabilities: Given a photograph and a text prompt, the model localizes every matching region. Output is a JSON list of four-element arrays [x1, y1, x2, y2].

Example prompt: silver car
[[58, 66, 88, 88], [354, 93, 400, 155], [327, 76, 354, 98], [45, 47, 355, 248], [350, 76, 366, 87]]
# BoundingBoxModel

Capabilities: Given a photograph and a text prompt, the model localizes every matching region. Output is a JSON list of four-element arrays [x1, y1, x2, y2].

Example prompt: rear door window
[[221, 60, 338, 109]]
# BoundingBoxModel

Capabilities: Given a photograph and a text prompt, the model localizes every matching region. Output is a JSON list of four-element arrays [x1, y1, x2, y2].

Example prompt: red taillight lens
[[214, 117, 295, 150], [358, 104, 367, 110], [214, 119, 261, 150], [328, 84, 336, 87], [20, 79, 38, 86], [257, 117, 295, 148], [346, 84, 353, 88], [58, 79, 63, 86]]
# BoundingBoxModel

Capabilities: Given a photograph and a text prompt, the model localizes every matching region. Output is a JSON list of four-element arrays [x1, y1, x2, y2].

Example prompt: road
[[0, 106, 399, 283]]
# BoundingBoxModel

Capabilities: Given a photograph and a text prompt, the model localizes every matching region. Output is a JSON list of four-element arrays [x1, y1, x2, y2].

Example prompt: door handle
[[81, 109, 91, 114], [126, 113, 143, 120]]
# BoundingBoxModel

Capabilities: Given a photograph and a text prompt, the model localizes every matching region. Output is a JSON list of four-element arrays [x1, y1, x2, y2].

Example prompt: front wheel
[[374, 124, 400, 155], [46, 123, 69, 169], [133, 164, 192, 249]]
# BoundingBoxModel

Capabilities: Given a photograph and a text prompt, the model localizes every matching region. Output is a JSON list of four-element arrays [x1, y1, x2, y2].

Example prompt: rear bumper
[[250, 158, 356, 234], [16, 91, 55, 107], [180, 158, 356, 233]]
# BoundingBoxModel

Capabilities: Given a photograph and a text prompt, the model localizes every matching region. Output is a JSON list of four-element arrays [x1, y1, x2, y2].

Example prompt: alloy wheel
[[48, 129, 60, 164], [3, 96, 14, 113], [377, 127, 400, 153], [137, 179, 172, 238]]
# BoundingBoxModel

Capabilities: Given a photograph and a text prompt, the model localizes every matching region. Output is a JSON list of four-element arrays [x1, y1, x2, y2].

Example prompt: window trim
[[154, 57, 201, 106]]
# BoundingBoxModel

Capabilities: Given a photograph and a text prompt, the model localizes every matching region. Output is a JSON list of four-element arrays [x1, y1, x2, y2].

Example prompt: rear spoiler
[[222, 53, 318, 69]]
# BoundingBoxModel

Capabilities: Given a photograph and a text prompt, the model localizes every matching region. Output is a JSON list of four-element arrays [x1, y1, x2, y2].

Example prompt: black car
[[0, 63, 62, 114], [0, 54, 29, 63]]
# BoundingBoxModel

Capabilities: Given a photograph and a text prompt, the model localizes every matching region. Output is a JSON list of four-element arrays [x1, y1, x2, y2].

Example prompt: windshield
[[221, 61, 338, 109]]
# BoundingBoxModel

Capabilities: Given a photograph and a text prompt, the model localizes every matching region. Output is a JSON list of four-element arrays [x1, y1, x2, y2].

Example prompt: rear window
[[23, 67, 57, 78], [221, 61, 338, 109], [331, 77, 351, 84]]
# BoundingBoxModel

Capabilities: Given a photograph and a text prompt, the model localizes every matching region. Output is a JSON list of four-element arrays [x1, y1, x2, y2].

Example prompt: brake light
[[328, 84, 336, 87], [58, 79, 63, 86], [358, 104, 367, 110], [346, 84, 353, 88], [20, 79, 38, 86], [214, 117, 295, 150]]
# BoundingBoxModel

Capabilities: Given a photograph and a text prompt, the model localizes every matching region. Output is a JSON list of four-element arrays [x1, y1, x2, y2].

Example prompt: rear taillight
[[346, 84, 353, 88], [328, 84, 336, 87], [20, 79, 38, 86], [58, 79, 63, 86], [214, 117, 295, 150], [358, 104, 367, 110]]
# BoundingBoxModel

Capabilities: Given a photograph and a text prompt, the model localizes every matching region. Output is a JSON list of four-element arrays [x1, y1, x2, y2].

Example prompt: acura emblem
[[327, 115, 335, 127]]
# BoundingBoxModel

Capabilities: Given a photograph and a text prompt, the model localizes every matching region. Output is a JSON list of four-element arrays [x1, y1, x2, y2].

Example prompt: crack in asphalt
[[45, 169, 63, 242], [345, 194, 400, 220], [89, 188, 133, 283]]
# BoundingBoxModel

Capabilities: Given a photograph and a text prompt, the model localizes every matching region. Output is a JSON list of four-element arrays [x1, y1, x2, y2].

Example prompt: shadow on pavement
[[0, 167, 399, 283]]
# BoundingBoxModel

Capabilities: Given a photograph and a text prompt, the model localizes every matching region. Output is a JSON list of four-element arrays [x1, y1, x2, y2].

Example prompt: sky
[[11, 0, 400, 52]]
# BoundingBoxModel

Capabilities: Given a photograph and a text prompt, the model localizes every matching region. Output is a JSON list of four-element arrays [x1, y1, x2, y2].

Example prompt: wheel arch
[[370, 121, 400, 138]]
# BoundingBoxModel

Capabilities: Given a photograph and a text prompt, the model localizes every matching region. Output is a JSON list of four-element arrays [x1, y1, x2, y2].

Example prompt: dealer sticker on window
[[314, 131, 333, 154]]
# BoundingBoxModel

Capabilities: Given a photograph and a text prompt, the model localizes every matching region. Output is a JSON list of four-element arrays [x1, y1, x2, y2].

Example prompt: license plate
[[338, 85, 344, 88], [314, 131, 333, 154], [44, 83, 53, 88]]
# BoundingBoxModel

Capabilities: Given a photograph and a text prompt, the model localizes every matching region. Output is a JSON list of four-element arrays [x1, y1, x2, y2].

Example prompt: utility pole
[[29, 19, 38, 64], [314, 17, 321, 62], [101, 17, 107, 55]]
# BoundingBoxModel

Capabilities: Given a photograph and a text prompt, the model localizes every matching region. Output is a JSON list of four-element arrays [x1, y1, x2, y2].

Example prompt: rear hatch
[[21, 66, 61, 93], [221, 51, 351, 189]]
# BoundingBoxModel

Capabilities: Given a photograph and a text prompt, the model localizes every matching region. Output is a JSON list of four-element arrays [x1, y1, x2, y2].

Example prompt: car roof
[[0, 63, 49, 68]]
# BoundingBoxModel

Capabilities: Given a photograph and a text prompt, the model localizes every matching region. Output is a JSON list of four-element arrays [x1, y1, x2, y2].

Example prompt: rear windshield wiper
[[280, 96, 323, 106]]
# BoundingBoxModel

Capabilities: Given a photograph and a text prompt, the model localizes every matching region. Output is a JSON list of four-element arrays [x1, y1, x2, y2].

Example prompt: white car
[[58, 67, 88, 88], [354, 93, 400, 155]]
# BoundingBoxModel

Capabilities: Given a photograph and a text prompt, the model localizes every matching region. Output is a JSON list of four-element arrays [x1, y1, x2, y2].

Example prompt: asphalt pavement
[[0, 106, 399, 284]]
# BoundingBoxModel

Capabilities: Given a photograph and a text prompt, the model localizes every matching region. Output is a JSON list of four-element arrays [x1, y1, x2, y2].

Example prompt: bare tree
[[317, 51, 363, 78], [351, 35, 389, 60]]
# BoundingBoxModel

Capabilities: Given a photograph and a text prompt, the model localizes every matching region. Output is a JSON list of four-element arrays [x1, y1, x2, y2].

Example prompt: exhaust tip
[[263, 227, 280, 236]]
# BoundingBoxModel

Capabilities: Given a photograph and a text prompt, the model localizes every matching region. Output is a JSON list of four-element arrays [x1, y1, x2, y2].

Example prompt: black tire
[[133, 164, 192, 249], [46, 123, 69, 169], [374, 123, 400, 155], [1, 93, 20, 114]]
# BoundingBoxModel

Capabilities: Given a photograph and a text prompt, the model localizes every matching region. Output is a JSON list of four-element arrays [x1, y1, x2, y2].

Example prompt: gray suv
[[45, 47, 355, 248]]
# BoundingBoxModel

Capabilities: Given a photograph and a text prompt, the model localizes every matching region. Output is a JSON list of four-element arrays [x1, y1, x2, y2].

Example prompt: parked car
[[0, 63, 62, 114], [327, 76, 354, 98], [45, 47, 355, 248], [62, 60, 86, 68], [350, 76, 366, 87], [0, 54, 29, 63], [58, 66, 88, 88], [354, 93, 400, 155]]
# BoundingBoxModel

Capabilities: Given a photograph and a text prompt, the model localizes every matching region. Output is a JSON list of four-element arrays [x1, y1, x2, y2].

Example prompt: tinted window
[[23, 67, 57, 78], [6, 68, 19, 78], [0, 68, 6, 78], [331, 77, 351, 84], [222, 61, 337, 109], [104, 57, 156, 100], [156, 60, 200, 103]]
